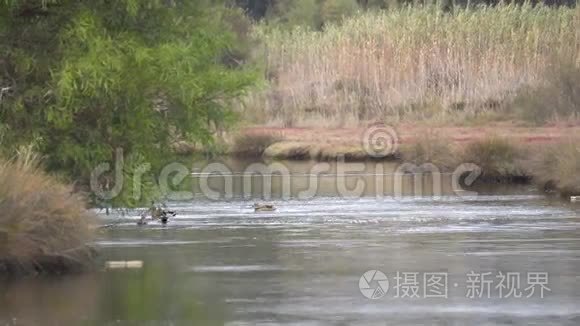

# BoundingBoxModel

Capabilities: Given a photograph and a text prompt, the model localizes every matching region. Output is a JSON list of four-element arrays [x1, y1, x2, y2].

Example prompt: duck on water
[[137, 202, 273, 225], [137, 203, 177, 226], [254, 203, 276, 212]]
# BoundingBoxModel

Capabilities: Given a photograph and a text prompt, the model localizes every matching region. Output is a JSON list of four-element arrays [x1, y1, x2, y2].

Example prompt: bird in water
[[137, 213, 148, 226], [137, 202, 177, 225], [159, 209, 177, 225], [150, 202, 163, 220], [253, 203, 276, 212]]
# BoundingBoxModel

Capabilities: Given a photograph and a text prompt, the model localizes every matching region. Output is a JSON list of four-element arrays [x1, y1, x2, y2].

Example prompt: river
[[1, 160, 579, 325]]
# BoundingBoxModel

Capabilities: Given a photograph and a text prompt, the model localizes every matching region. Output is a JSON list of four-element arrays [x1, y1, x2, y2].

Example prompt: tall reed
[[245, 4, 580, 126]]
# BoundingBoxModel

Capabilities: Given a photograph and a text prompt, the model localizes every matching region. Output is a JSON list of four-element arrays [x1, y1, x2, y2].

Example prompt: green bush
[[531, 141, 580, 196], [461, 137, 529, 181], [266, 0, 323, 29]]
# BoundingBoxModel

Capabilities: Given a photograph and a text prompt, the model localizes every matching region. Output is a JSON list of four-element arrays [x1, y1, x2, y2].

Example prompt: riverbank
[[225, 3, 579, 198], [228, 121, 580, 198]]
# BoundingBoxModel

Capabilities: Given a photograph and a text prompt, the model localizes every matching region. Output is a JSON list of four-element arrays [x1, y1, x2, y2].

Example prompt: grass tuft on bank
[[0, 155, 96, 276], [231, 132, 284, 157], [460, 137, 531, 182], [531, 140, 580, 197], [400, 130, 457, 170]]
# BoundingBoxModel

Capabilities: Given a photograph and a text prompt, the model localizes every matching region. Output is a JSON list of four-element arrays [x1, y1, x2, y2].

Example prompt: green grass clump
[[0, 155, 95, 275], [401, 130, 457, 170], [460, 137, 530, 182], [531, 140, 580, 196]]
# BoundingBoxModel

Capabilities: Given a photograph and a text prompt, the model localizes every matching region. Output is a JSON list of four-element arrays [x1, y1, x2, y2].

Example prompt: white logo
[[359, 270, 389, 299], [362, 125, 399, 158]]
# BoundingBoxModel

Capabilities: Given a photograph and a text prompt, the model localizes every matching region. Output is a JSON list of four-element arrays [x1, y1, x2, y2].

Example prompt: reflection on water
[[189, 159, 468, 199], [1, 160, 579, 325]]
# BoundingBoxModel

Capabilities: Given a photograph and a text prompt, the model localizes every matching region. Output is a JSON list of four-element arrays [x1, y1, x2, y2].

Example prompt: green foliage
[[220, 6, 259, 67], [0, 0, 257, 207], [266, 0, 323, 29], [286, 0, 323, 29], [263, 0, 361, 29], [321, 0, 360, 24]]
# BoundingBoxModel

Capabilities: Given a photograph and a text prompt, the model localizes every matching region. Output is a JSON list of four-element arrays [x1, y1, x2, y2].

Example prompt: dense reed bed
[[244, 4, 580, 126]]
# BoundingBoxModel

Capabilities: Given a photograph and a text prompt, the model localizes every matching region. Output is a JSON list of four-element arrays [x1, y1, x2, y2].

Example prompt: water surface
[[1, 161, 579, 325]]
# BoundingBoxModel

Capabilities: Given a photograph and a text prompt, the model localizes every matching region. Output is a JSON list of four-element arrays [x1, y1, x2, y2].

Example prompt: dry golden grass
[[263, 140, 400, 160], [0, 155, 95, 275], [230, 132, 284, 157], [513, 62, 580, 124], [263, 141, 315, 159], [244, 4, 579, 126], [400, 129, 457, 170], [260, 130, 579, 195], [401, 133, 532, 179]]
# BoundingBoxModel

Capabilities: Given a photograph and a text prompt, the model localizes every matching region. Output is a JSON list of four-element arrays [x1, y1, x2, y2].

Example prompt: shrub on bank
[[531, 140, 580, 197], [400, 130, 457, 170], [230, 132, 284, 157], [460, 137, 530, 182], [0, 155, 95, 275]]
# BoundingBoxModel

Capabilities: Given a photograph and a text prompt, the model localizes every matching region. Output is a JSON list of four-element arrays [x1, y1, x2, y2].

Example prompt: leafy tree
[[0, 0, 257, 207]]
